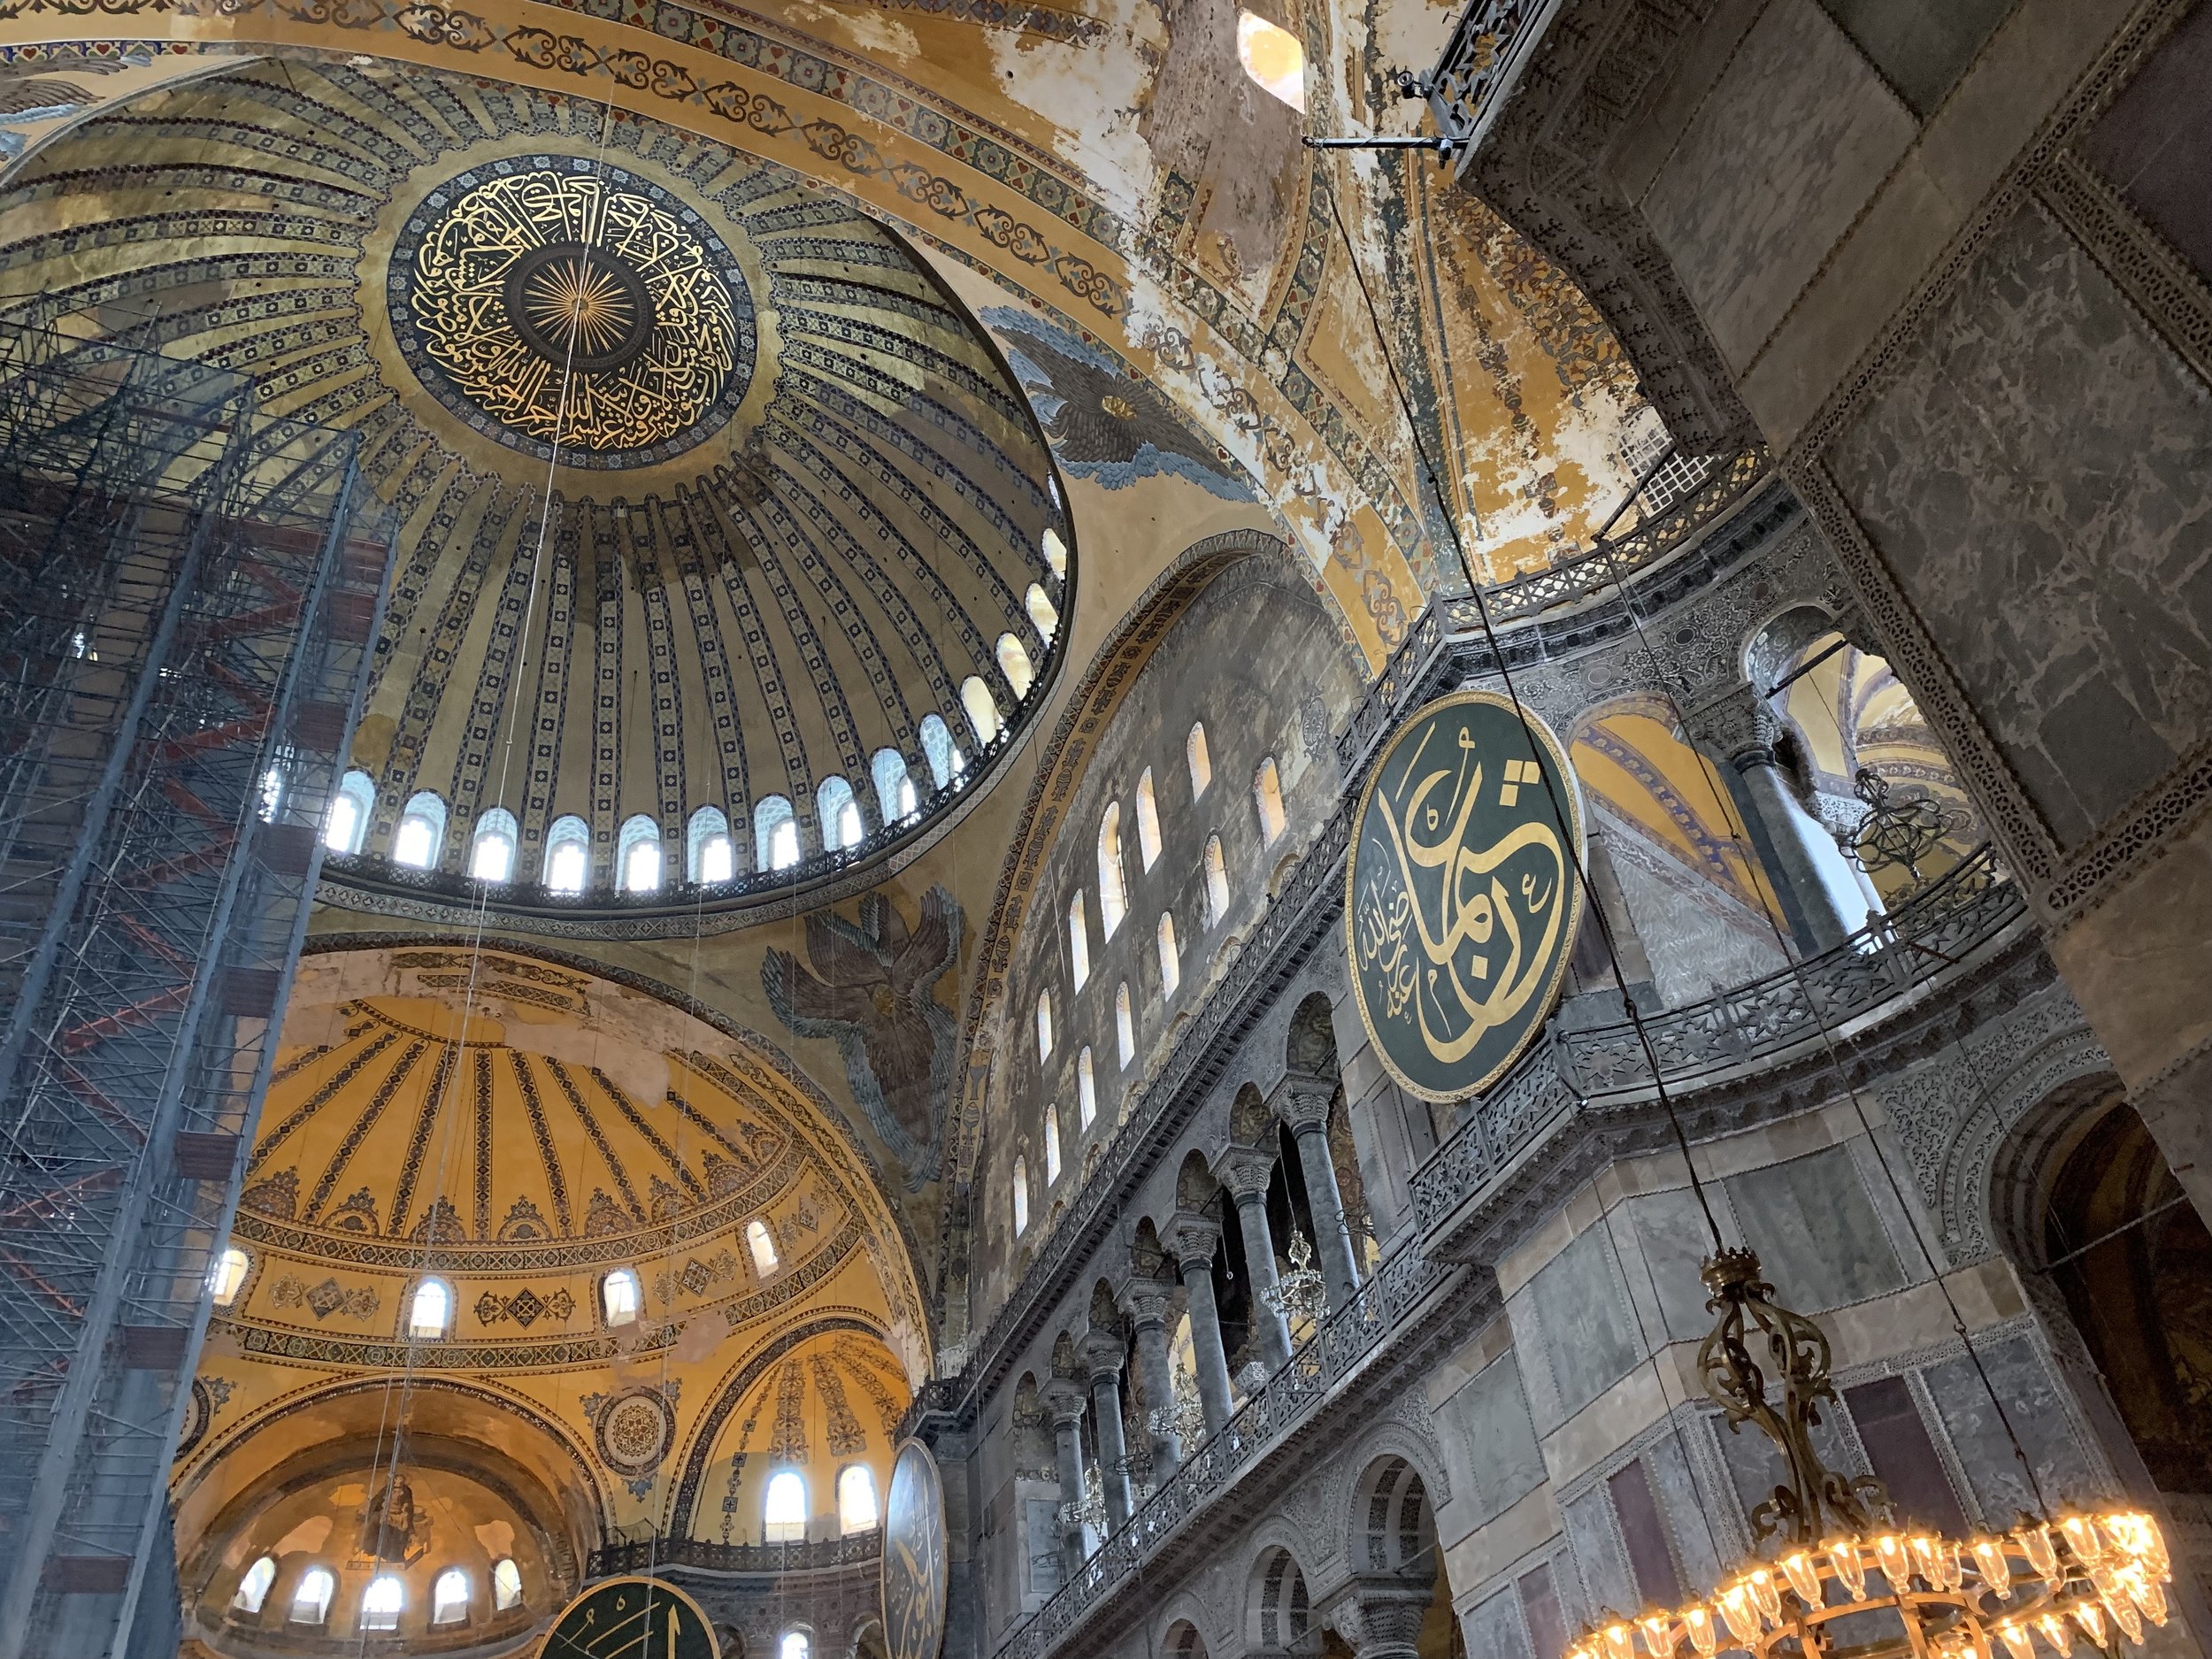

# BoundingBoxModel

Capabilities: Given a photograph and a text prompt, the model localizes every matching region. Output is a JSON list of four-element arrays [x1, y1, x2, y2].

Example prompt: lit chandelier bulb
[[1742, 1570, 1782, 1627], [1717, 1583, 1761, 1646], [1824, 1536, 1867, 1601], [2032, 1612, 2074, 1657], [2116, 1563, 2169, 1627], [1778, 1550, 1821, 1608], [1872, 1534, 1913, 1589], [2092, 1573, 2144, 1646], [2017, 1523, 2059, 1582], [1638, 1612, 1676, 1657], [1970, 1537, 2014, 1598], [2058, 1515, 2104, 1568], [1601, 1620, 1636, 1659], [1993, 1619, 2034, 1659], [2070, 1600, 2107, 1647], [1682, 1603, 1717, 1658]]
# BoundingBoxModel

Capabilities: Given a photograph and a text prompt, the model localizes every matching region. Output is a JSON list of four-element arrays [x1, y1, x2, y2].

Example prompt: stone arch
[[1247, 1543, 1315, 1654], [1177, 1148, 1222, 1213], [1230, 1081, 1274, 1146], [1350, 1453, 1437, 1576], [1741, 599, 1847, 695], [1163, 1617, 1209, 1659]]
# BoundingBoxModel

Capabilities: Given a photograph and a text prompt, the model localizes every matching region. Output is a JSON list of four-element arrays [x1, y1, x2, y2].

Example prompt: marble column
[[1118, 1279, 1181, 1481], [1688, 683, 1864, 951], [1082, 1331, 1133, 1531], [1271, 1071, 1361, 1310], [1216, 1145, 1290, 1370], [1042, 1381, 1090, 1572], [1166, 1215, 1233, 1434]]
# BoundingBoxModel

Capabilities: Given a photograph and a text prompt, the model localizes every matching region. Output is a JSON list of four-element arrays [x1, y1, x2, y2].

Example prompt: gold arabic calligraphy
[[408, 169, 742, 454], [1355, 718, 1570, 1067]]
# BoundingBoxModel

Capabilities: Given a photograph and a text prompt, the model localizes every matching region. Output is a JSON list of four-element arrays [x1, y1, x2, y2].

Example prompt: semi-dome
[[0, 58, 1069, 923]]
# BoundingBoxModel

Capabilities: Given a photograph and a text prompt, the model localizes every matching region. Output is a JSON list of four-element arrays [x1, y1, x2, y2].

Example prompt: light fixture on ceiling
[[1563, 1248, 2172, 1659]]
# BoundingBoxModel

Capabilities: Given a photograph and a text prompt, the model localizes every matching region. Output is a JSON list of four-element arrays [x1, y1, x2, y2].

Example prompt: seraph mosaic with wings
[[761, 887, 963, 1190]]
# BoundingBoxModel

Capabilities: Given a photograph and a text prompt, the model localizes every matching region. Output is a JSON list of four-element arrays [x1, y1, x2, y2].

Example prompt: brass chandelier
[[1564, 1249, 2172, 1659]]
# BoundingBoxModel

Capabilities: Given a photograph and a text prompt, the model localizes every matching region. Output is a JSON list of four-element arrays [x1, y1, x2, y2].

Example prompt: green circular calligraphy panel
[[1345, 690, 1585, 1103], [882, 1438, 948, 1659], [541, 1576, 720, 1659]]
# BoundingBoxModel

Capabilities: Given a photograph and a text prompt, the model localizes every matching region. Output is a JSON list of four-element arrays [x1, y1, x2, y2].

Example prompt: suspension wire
[[355, 81, 631, 1650], [1321, 170, 1731, 1576], [1774, 641, 2051, 1513]]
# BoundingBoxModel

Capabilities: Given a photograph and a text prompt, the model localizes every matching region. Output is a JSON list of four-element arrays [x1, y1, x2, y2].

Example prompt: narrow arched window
[[603, 1267, 640, 1326], [393, 790, 446, 869], [961, 676, 1001, 744], [1157, 912, 1180, 999], [1044, 1105, 1061, 1185], [764, 1471, 808, 1542], [361, 1573, 403, 1632], [492, 1559, 523, 1612], [747, 1217, 780, 1277], [1204, 835, 1231, 925], [1035, 989, 1054, 1061], [470, 809, 518, 882], [1077, 1048, 1096, 1130], [233, 1556, 276, 1615], [1025, 582, 1059, 644], [1254, 757, 1286, 845], [1116, 983, 1134, 1069], [325, 770, 375, 855], [433, 1568, 470, 1626], [544, 815, 590, 895], [1041, 526, 1068, 580], [1068, 892, 1090, 989], [1011, 1156, 1029, 1235], [838, 1464, 879, 1534], [1136, 769, 1162, 870], [784, 1633, 812, 1659], [618, 814, 663, 893], [755, 796, 799, 872], [818, 777, 863, 852], [1187, 723, 1212, 799], [920, 715, 963, 788], [210, 1245, 250, 1308], [1097, 802, 1127, 939], [408, 1278, 451, 1340], [1236, 9, 1306, 110], [873, 749, 918, 824], [997, 633, 1036, 701], [290, 1567, 334, 1625], [688, 806, 734, 883]]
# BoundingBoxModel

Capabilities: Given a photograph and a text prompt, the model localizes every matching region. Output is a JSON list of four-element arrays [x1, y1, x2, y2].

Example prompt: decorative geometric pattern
[[592, 1386, 679, 1479], [390, 158, 753, 467], [474, 1286, 578, 1328]]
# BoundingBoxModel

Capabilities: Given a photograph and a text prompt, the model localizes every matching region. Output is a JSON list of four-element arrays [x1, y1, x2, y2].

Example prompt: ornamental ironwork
[[389, 159, 755, 468]]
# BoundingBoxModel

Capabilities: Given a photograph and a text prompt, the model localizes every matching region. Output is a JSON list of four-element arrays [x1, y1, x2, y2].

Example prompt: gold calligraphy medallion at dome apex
[[390, 160, 754, 467]]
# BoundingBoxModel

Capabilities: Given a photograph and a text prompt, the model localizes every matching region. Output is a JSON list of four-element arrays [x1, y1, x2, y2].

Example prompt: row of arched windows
[[1012, 726, 1293, 1239], [232, 1557, 522, 1630], [207, 1222, 783, 1335], [763, 1464, 880, 1540]]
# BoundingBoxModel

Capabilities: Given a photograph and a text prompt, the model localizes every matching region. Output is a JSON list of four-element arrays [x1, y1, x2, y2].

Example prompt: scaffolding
[[0, 324, 392, 1657]]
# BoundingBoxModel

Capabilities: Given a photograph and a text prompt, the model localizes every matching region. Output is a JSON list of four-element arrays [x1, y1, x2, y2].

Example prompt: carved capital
[[1041, 1379, 1087, 1428], [1115, 1278, 1176, 1331], [1213, 1142, 1276, 1201], [1328, 1576, 1433, 1657], [1269, 1069, 1336, 1132], [1164, 1212, 1219, 1273], [1081, 1329, 1125, 1386], [1683, 681, 1779, 769]]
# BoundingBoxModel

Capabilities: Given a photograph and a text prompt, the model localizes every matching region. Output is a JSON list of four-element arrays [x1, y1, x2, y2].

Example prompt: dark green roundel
[[1345, 690, 1585, 1103], [541, 1577, 719, 1659]]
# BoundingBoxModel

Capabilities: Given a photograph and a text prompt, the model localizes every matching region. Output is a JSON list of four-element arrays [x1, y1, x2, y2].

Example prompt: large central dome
[[0, 61, 1071, 923]]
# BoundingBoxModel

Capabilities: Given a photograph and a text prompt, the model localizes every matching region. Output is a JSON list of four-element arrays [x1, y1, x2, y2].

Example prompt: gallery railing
[[1410, 845, 2025, 1236], [589, 1530, 882, 1578], [994, 1240, 1448, 1659]]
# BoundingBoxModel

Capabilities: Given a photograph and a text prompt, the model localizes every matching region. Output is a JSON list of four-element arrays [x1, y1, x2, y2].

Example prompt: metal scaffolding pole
[[0, 323, 394, 1658]]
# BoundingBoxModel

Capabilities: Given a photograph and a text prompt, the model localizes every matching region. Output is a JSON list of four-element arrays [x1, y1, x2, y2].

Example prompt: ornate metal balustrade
[[1410, 846, 2026, 1239], [1417, 0, 1559, 156], [590, 1530, 883, 1578], [995, 1241, 1449, 1659]]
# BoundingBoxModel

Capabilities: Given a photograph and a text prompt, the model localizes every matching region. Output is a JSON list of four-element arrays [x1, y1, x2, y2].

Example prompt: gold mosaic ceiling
[[0, 58, 1066, 909]]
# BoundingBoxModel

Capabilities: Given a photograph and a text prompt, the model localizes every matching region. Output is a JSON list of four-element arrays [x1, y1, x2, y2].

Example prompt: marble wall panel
[[1601, 815, 1790, 1007], [1825, 198, 2212, 851], [1642, 1431, 1728, 1596], [1723, 1143, 1908, 1310], [2080, 0, 2212, 284], [1442, 1352, 1551, 1529], [1816, 0, 2015, 118], [1522, 1224, 1641, 1425], [1922, 1333, 2105, 1520], [1622, 1188, 1726, 1342], [1463, 1585, 1535, 1659], [1562, 1483, 1635, 1627], [1641, 0, 1916, 372]]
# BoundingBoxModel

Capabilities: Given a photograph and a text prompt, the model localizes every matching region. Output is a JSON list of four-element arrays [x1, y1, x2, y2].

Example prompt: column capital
[[1682, 680, 1778, 769], [1081, 1329, 1125, 1385], [1164, 1213, 1219, 1271], [1269, 1069, 1336, 1132], [1213, 1142, 1276, 1201], [1115, 1277, 1176, 1330], [1327, 1574, 1435, 1657], [1041, 1379, 1087, 1427]]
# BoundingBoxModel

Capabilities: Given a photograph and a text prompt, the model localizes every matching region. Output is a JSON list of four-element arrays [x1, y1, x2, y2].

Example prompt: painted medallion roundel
[[541, 1576, 719, 1659], [1346, 690, 1586, 1102], [882, 1438, 949, 1659]]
